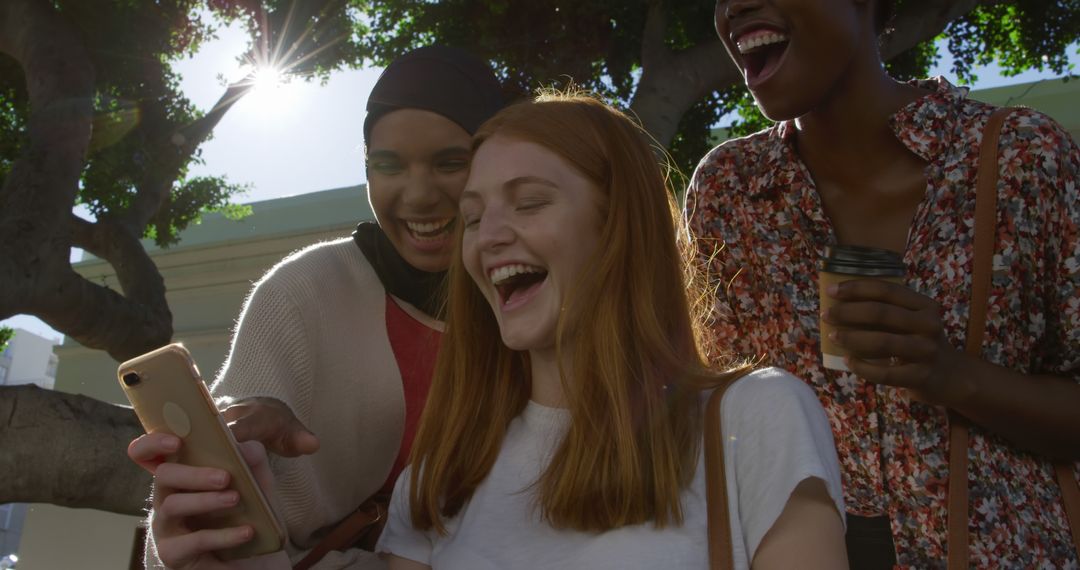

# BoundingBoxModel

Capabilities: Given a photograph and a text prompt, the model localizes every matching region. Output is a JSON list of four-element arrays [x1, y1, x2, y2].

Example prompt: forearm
[[946, 352, 1080, 461], [751, 478, 847, 570]]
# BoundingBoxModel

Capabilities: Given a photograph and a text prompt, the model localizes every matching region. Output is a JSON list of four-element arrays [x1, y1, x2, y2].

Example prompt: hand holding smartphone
[[119, 343, 285, 561]]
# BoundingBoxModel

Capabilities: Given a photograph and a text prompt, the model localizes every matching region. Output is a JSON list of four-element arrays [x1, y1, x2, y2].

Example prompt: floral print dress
[[687, 77, 1080, 568]]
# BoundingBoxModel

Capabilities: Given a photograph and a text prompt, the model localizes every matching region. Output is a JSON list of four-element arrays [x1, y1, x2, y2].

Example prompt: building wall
[[1, 329, 58, 390], [17, 186, 373, 570], [0, 503, 27, 561]]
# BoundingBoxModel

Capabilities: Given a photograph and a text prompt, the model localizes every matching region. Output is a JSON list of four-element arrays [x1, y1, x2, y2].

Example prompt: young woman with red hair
[[376, 93, 849, 569]]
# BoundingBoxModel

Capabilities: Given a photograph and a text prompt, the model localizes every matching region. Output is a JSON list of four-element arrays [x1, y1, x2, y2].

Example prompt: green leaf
[[0, 326, 12, 353]]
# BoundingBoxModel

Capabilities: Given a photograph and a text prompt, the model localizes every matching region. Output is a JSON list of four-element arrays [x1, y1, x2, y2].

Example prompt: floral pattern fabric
[[686, 77, 1080, 568]]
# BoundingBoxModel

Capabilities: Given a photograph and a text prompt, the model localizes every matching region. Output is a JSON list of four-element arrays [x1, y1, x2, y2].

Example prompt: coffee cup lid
[[819, 245, 906, 277]]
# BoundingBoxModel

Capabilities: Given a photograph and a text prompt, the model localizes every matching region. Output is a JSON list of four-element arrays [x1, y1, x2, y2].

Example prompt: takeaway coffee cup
[[818, 245, 906, 371]]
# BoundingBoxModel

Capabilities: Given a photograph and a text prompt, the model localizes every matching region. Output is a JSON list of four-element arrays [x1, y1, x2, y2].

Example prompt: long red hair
[[409, 92, 748, 533]]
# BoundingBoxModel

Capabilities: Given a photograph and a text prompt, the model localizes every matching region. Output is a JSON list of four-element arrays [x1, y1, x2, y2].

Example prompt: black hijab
[[353, 221, 447, 318]]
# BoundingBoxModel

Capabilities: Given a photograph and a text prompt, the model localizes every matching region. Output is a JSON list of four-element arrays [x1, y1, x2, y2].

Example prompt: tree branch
[[640, 0, 671, 70], [69, 215, 169, 313], [42, 215, 174, 361], [632, 34, 739, 146], [879, 0, 985, 60], [123, 79, 255, 234], [118, 0, 349, 233], [0, 385, 150, 515]]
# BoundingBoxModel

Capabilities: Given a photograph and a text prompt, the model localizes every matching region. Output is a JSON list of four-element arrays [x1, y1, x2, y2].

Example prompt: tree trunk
[[0, 385, 149, 515], [0, 0, 175, 361], [0, 0, 95, 333], [630, 1, 742, 147]]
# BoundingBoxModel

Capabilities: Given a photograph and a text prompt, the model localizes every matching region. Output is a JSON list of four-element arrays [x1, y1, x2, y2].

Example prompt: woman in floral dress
[[688, 0, 1080, 567]]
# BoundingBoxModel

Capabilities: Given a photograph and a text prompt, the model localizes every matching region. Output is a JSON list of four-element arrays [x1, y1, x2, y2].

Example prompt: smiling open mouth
[[406, 218, 455, 242], [737, 30, 790, 86], [491, 264, 548, 306]]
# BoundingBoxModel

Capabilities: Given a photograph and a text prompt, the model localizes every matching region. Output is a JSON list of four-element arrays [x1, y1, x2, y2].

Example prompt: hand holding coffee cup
[[818, 245, 967, 405], [818, 246, 906, 371]]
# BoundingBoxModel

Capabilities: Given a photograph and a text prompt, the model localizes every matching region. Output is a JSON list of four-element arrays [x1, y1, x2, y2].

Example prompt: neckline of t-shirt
[[522, 399, 571, 432]]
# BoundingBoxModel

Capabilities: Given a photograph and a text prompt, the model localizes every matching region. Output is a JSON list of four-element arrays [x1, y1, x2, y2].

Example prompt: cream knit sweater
[[146, 238, 406, 569]]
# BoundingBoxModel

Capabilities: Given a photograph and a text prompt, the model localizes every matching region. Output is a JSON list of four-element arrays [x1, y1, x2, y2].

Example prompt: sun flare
[[253, 66, 285, 92], [241, 65, 298, 117]]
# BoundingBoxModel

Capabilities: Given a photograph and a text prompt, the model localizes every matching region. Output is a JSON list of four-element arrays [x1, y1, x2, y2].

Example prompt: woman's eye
[[460, 207, 481, 228], [368, 161, 403, 174], [516, 199, 549, 211], [437, 159, 469, 173]]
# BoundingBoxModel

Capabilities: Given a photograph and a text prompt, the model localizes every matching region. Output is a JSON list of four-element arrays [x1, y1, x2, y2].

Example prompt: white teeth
[[489, 264, 545, 286], [406, 219, 453, 235], [736, 31, 788, 54]]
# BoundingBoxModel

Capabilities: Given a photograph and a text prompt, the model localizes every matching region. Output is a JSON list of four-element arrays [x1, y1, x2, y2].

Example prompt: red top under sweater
[[381, 295, 441, 493]]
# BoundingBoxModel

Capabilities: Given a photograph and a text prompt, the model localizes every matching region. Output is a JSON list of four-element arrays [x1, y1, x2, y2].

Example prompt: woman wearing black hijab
[[129, 46, 504, 569]]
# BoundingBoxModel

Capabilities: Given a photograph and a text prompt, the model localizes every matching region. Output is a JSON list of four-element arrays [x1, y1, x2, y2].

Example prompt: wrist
[[937, 347, 979, 409]]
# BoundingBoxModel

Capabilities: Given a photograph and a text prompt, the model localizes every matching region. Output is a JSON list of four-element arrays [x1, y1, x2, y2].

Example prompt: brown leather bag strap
[[1055, 462, 1080, 553], [946, 105, 1012, 570], [705, 374, 745, 570], [945, 407, 971, 570], [947, 106, 1011, 570], [292, 495, 389, 570]]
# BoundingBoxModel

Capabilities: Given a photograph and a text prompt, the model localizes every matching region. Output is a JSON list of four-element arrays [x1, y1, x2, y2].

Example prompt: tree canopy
[[357, 0, 1078, 173]]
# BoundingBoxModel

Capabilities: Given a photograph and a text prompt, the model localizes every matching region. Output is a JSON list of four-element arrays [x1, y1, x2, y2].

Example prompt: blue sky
[[3, 17, 1078, 343]]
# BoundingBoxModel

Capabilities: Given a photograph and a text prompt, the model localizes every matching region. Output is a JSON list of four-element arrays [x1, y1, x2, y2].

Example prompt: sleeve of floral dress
[[1041, 117, 1080, 383], [1001, 110, 1080, 383]]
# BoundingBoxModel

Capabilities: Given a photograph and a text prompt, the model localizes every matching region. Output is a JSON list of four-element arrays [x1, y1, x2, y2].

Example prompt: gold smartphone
[[118, 343, 285, 561]]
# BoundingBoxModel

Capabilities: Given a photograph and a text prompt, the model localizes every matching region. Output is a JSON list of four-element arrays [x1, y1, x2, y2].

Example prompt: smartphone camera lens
[[122, 372, 141, 387]]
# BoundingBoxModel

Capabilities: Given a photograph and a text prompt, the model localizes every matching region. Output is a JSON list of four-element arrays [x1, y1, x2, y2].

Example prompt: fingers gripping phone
[[118, 343, 285, 561]]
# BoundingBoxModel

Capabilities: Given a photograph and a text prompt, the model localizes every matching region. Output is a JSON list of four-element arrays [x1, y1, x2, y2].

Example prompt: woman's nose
[[722, 0, 760, 21], [474, 210, 515, 251], [400, 169, 443, 210]]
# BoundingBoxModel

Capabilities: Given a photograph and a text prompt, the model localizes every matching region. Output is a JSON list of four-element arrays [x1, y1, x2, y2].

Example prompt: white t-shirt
[[377, 367, 844, 569]]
